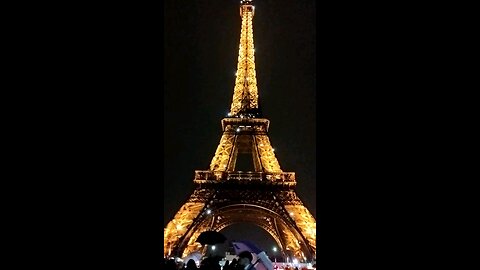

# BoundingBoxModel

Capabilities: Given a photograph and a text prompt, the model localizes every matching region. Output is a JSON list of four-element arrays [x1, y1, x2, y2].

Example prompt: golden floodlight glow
[[230, 3, 258, 116], [164, 0, 316, 260]]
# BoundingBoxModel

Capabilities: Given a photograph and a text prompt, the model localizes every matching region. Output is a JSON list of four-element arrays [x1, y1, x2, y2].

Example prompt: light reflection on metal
[[230, 2, 258, 116], [209, 119, 282, 173], [163, 0, 316, 260]]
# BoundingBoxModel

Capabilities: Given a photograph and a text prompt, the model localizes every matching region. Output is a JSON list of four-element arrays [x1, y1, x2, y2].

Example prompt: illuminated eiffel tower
[[164, 0, 316, 261]]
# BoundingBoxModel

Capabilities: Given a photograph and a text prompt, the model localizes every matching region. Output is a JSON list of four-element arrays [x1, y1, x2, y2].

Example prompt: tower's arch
[[174, 204, 314, 261]]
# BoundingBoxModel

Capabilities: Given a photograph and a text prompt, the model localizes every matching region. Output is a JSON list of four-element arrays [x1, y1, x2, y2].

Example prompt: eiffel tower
[[164, 0, 316, 261]]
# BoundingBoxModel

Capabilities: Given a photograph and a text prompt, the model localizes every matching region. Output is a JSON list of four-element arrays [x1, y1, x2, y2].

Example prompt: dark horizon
[[164, 0, 316, 252]]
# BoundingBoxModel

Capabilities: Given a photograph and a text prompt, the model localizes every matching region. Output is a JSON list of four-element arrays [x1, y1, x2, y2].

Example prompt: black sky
[[164, 0, 316, 249]]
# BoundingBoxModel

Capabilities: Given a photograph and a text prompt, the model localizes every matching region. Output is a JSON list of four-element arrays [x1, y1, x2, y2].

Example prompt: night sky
[[164, 0, 315, 252]]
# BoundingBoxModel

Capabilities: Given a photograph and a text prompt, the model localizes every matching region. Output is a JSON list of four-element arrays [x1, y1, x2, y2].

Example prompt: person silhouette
[[223, 260, 231, 270], [186, 259, 198, 270], [237, 251, 257, 270]]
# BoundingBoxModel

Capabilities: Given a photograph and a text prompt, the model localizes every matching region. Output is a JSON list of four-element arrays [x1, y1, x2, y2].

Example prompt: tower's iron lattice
[[164, 0, 316, 261]]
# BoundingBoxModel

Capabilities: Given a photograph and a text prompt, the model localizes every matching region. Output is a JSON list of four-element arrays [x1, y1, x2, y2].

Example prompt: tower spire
[[230, 0, 259, 118]]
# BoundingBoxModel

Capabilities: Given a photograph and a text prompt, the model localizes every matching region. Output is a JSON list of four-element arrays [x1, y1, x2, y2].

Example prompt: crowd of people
[[162, 251, 257, 270], [162, 255, 315, 270]]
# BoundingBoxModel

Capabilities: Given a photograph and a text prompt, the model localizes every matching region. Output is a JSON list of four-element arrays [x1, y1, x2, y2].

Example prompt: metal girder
[[230, 4, 258, 116], [164, 184, 316, 261], [209, 118, 283, 174]]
